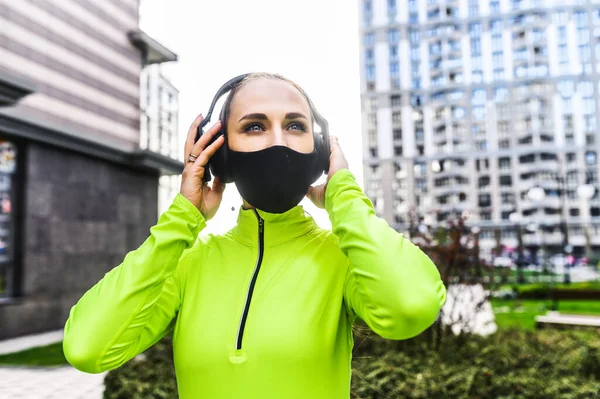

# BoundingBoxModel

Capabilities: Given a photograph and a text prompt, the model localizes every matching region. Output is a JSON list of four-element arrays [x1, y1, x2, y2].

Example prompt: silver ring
[[187, 156, 196, 163], [188, 153, 199, 159]]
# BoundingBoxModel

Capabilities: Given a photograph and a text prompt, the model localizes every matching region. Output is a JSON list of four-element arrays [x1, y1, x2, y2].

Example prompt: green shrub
[[103, 328, 600, 399], [103, 337, 177, 399], [511, 282, 600, 300]]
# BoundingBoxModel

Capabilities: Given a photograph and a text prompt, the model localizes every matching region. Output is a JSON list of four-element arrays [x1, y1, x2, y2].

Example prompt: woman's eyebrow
[[285, 112, 308, 120], [239, 113, 268, 122], [238, 112, 309, 122]]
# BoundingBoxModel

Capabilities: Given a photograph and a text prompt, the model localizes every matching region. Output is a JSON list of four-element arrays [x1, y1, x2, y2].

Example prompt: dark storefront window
[[0, 140, 17, 297]]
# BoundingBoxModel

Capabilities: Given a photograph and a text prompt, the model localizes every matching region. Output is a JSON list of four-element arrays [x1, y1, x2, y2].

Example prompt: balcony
[[433, 118, 447, 128], [427, 2, 441, 11], [533, 51, 548, 63], [512, 35, 528, 50], [518, 160, 559, 174], [500, 203, 517, 212], [522, 231, 563, 246], [437, 202, 470, 212], [433, 183, 470, 196], [430, 67, 444, 78], [521, 196, 561, 210], [512, 57, 528, 68], [519, 178, 559, 192]]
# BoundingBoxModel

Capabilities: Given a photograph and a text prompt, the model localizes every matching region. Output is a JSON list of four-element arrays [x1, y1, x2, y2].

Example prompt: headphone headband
[[195, 74, 250, 143]]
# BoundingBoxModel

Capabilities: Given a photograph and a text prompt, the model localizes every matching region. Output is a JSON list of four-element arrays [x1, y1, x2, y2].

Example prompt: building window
[[408, 0, 418, 22], [387, 0, 397, 20], [490, 0, 500, 12], [393, 129, 402, 140], [368, 130, 377, 144], [499, 139, 510, 149], [391, 95, 401, 107], [363, 0, 373, 26], [587, 134, 595, 145], [390, 62, 400, 79], [366, 97, 378, 112], [469, 22, 481, 37], [478, 176, 490, 188], [388, 28, 400, 44], [367, 114, 378, 131], [478, 194, 491, 207], [500, 175, 513, 186], [494, 87, 508, 102], [0, 140, 17, 298], [468, 0, 478, 17], [501, 193, 515, 205], [366, 65, 375, 81], [558, 44, 568, 64], [472, 106, 485, 120], [471, 39, 482, 55], [498, 157, 511, 170], [586, 151, 597, 165]]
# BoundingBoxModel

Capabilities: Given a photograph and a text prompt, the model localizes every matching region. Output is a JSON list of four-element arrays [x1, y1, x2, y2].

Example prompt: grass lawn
[[0, 342, 68, 367], [491, 298, 600, 330], [499, 280, 600, 292]]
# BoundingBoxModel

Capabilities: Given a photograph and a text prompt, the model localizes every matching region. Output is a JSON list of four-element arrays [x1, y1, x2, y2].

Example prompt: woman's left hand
[[306, 135, 349, 209]]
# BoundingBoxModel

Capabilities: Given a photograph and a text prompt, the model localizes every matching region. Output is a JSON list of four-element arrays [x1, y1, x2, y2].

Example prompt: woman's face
[[226, 78, 315, 154]]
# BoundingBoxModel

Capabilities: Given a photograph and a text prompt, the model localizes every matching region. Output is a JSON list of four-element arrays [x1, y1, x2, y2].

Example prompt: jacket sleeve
[[63, 193, 205, 373], [325, 169, 446, 340]]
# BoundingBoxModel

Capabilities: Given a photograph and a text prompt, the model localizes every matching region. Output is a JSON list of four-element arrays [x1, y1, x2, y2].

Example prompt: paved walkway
[[0, 330, 106, 399], [0, 366, 105, 399]]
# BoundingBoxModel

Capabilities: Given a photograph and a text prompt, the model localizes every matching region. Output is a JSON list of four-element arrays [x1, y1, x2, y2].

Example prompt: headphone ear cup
[[312, 132, 329, 182], [317, 132, 330, 175], [207, 127, 230, 183]]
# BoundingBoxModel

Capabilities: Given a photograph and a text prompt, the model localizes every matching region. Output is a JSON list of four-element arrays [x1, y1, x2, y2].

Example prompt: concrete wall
[[0, 141, 158, 339]]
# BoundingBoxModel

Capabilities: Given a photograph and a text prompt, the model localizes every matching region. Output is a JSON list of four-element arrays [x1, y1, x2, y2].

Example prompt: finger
[[194, 135, 225, 167], [330, 135, 340, 153], [306, 184, 323, 198], [211, 177, 226, 195], [185, 114, 204, 159], [190, 121, 222, 158]]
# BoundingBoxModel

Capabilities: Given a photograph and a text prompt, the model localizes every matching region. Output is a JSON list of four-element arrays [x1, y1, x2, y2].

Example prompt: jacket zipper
[[235, 209, 264, 350]]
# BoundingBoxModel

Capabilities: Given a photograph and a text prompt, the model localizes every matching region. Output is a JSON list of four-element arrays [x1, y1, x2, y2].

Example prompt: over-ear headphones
[[195, 73, 330, 184]]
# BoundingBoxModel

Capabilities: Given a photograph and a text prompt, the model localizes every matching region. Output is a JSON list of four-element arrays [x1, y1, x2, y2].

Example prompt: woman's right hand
[[180, 114, 225, 221]]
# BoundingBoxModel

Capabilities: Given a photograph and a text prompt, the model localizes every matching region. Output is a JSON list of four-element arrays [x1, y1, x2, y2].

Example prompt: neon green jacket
[[63, 170, 446, 399]]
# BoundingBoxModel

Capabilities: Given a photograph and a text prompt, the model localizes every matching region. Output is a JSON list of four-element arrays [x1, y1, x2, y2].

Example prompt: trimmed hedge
[[104, 328, 600, 399], [512, 282, 600, 300]]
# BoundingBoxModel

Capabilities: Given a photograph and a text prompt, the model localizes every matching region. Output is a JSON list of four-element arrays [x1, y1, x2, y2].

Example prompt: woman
[[63, 73, 446, 398]]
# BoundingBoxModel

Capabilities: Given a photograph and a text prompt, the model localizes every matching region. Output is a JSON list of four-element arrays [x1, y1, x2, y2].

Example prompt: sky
[[140, 0, 363, 233]]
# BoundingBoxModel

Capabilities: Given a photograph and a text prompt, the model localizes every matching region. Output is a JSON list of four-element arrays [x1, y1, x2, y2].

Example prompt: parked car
[[493, 256, 516, 268]]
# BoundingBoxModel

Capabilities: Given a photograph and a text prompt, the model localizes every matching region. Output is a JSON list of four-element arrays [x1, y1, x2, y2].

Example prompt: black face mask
[[228, 146, 320, 214]]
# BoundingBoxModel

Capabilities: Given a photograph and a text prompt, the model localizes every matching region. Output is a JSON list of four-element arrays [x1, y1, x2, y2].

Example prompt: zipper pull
[[258, 218, 264, 234]]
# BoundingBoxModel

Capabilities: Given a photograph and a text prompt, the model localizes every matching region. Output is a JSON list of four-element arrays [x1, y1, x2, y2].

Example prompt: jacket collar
[[229, 205, 317, 247]]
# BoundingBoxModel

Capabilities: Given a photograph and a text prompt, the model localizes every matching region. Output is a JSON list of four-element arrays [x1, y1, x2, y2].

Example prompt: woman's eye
[[288, 122, 307, 132], [244, 123, 264, 132]]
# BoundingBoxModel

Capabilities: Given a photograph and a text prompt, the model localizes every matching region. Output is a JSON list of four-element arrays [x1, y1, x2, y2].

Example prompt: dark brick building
[[0, 0, 181, 339]]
